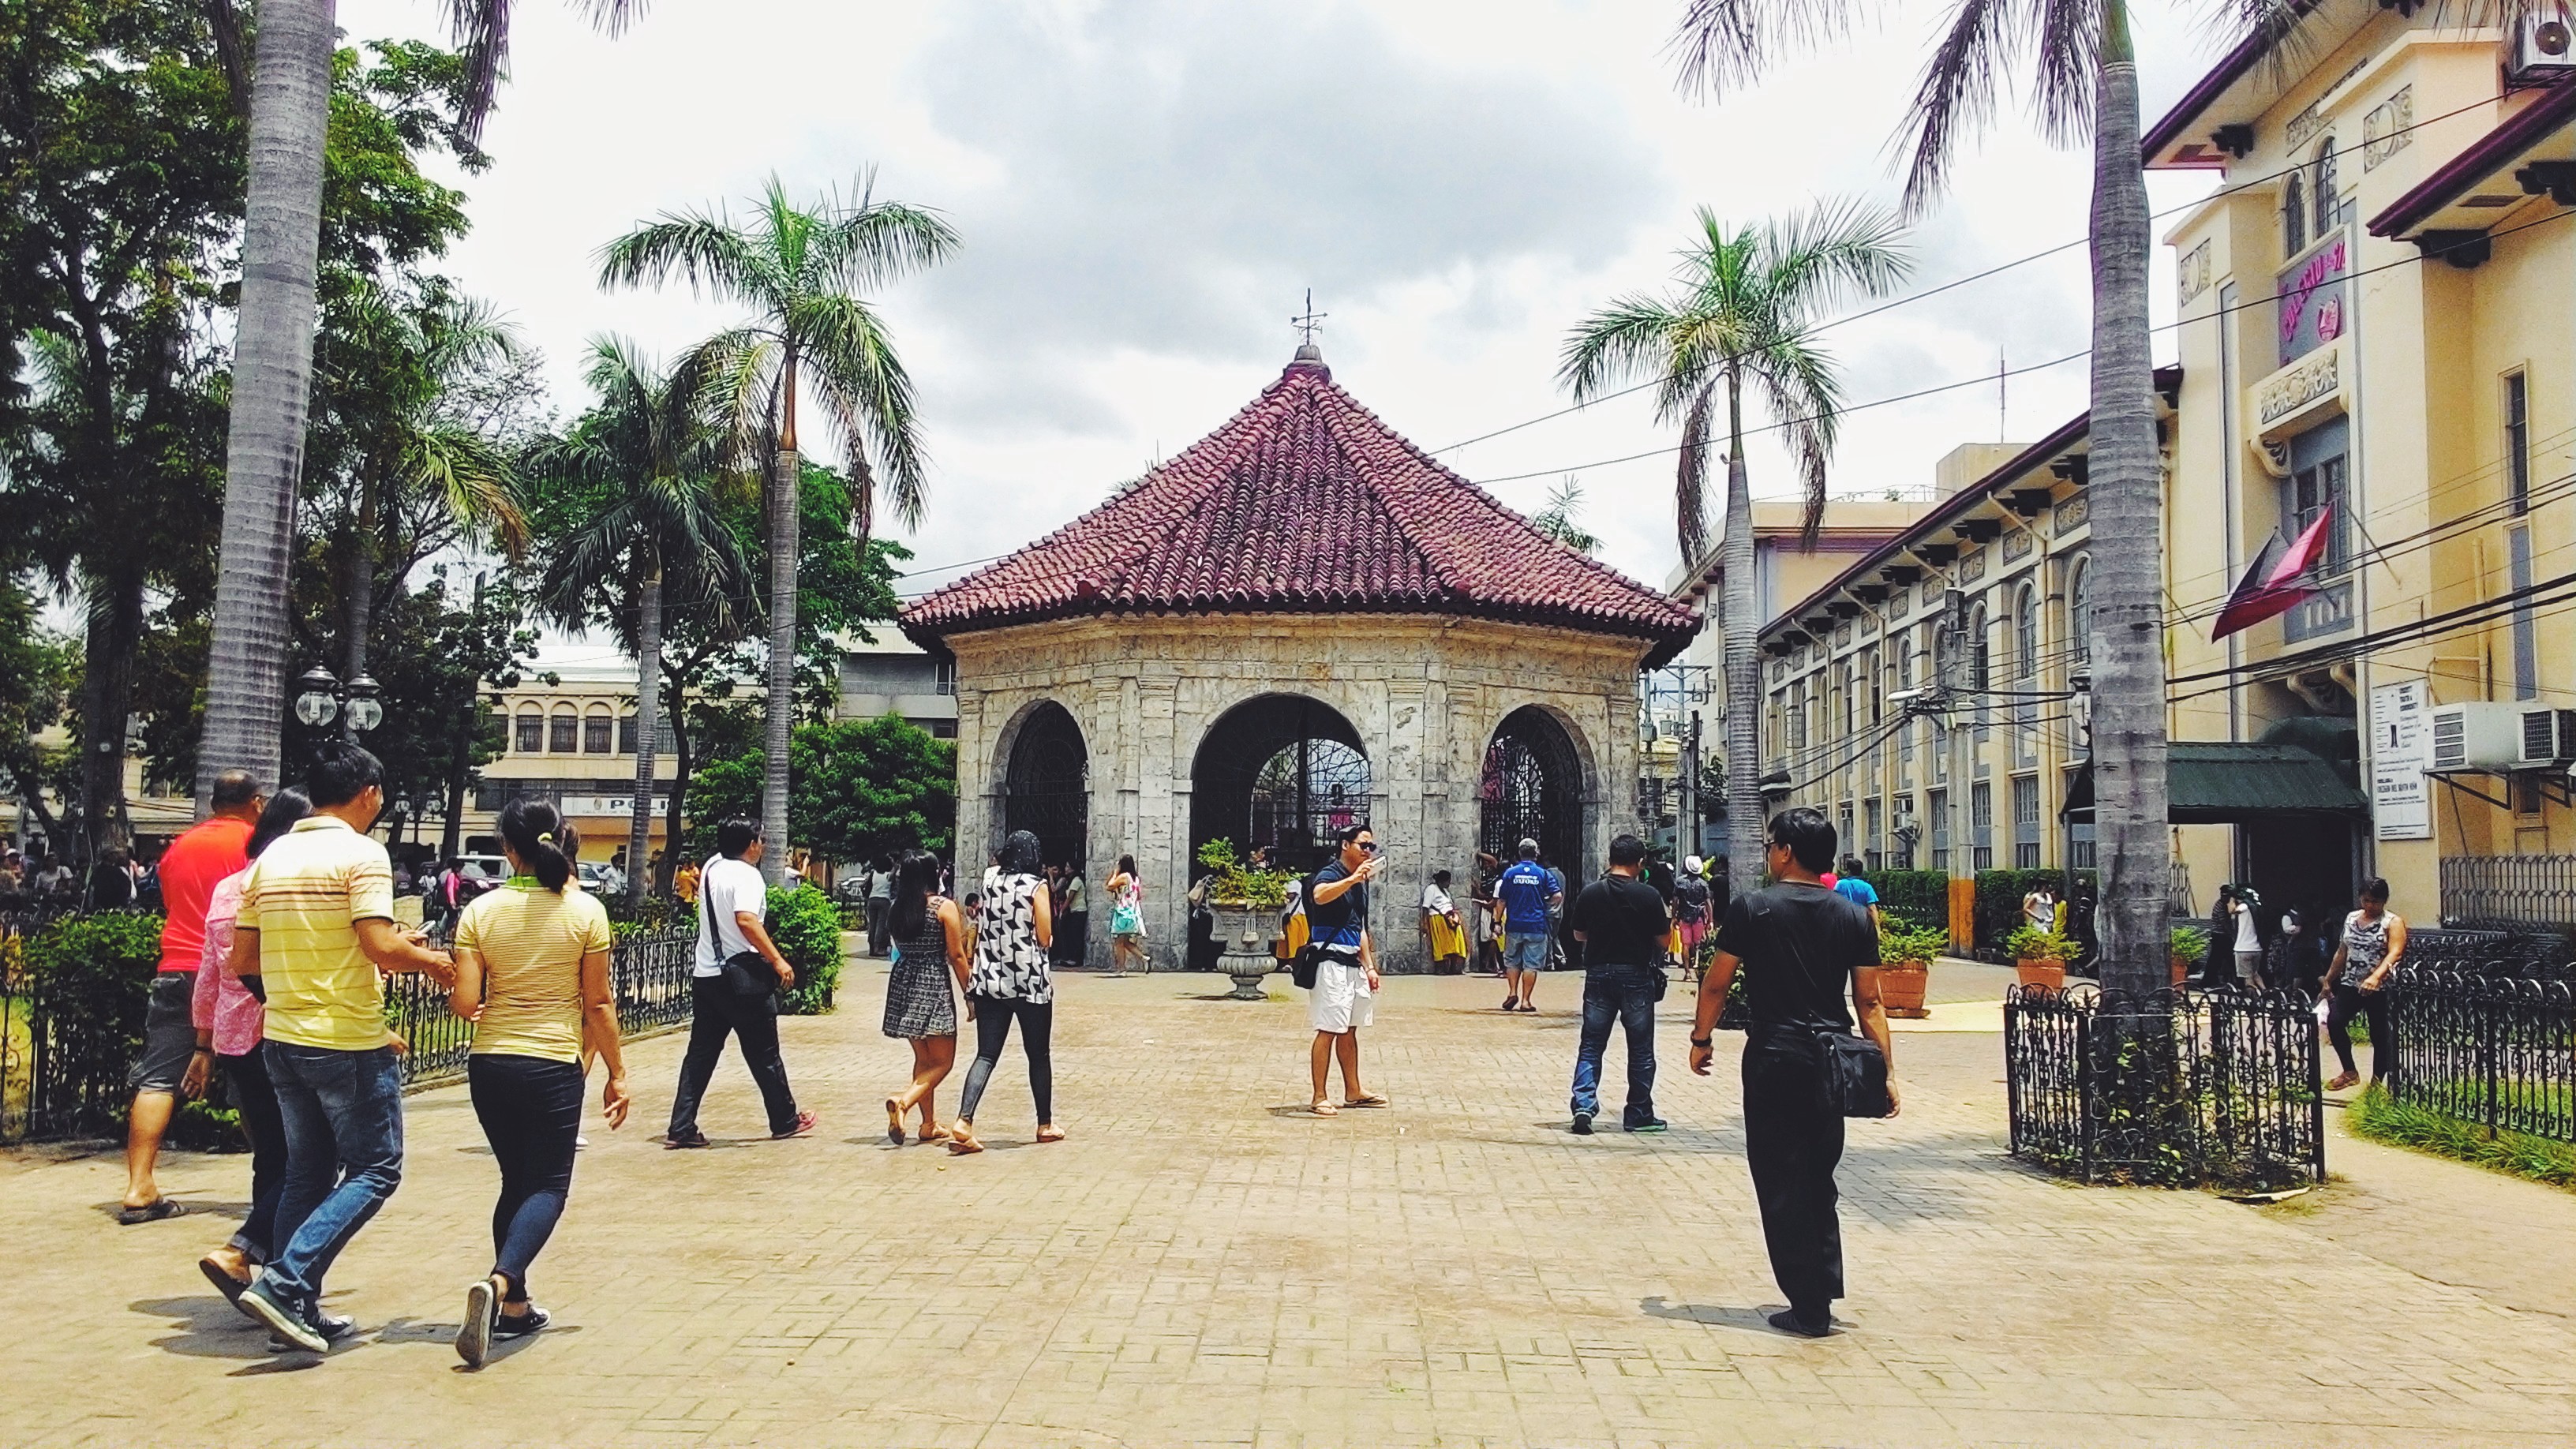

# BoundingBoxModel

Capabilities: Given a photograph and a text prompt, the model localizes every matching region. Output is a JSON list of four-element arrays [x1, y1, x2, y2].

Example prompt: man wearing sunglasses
[[1302, 824, 1387, 1115]]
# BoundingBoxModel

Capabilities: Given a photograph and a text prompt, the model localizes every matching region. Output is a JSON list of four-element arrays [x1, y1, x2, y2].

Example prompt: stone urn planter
[[1879, 960, 1931, 1018], [1209, 906, 1279, 1001]]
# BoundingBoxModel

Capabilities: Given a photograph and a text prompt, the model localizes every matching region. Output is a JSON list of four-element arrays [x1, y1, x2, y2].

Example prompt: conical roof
[[901, 350, 1702, 665]]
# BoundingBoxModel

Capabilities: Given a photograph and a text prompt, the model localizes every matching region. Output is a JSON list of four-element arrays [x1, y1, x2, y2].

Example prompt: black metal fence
[[2384, 963, 2575, 1144], [2, 922, 699, 1140], [2005, 984, 2324, 1189], [2441, 853, 2576, 930]]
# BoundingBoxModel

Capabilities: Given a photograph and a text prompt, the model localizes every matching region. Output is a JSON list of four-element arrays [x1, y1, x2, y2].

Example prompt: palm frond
[[597, 212, 779, 310], [1676, 383, 1716, 563], [671, 327, 781, 481], [1750, 330, 1845, 547], [1667, 0, 1870, 101], [792, 294, 930, 528], [808, 171, 962, 295], [1761, 197, 1913, 321], [1558, 294, 1689, 403], [2032, 0, 2101, 144], [1895, 0, 2035, 217]]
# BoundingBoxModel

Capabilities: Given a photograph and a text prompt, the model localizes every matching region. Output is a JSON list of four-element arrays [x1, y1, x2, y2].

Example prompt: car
[[576, 861, 608, 889]]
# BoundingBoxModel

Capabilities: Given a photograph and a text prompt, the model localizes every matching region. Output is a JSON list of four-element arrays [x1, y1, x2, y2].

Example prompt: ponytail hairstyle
[[889, 849, 940, 939], [248, 788, 314, 861], [498, 798, 574, 893]]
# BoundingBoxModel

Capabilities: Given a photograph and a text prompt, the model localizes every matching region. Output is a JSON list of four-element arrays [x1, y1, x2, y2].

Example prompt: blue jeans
[[1569, 964, 1660, 1125], [258, 1042, 404, 1316]]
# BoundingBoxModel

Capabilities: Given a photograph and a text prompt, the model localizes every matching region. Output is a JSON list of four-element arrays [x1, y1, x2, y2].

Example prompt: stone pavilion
[[901, 344, 1700, 971]]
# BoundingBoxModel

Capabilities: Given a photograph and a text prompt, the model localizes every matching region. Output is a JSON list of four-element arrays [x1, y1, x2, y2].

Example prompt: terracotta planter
[[2015, 959, 2065, 994], [1879, 960, 1931, 1018], [2170, 954, 2190, 987]]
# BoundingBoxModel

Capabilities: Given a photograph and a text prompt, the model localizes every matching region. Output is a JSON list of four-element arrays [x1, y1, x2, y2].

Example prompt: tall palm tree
[[532, 337, 750, 909], [1561, 200, 1908, 898], [600, 174, 957, 883], [1664, 0, 2308, 993], [199, 0, 648, 804]]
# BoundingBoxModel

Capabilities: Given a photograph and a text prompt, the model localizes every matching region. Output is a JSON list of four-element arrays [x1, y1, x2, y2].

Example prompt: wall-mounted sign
[[2278, 237, 2349, 367], [2371, 679, 2432, 841]]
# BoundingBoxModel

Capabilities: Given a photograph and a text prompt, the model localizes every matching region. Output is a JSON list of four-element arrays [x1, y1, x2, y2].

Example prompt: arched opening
[[1481, 706, 1586, 892], [1190, 695, 1369, 875], [1003, 702, 1088, 871]]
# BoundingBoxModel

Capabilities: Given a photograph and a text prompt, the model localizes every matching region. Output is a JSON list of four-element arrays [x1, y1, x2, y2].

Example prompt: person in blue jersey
[[1493, 840, 1561, 1013]]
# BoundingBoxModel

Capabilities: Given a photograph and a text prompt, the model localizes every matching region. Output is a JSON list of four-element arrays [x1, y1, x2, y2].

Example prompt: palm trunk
[[2084, 4, 2172, 999], [77, 571, 146, 870], [627, 553, 663, 911], [661, 684, 694, 892], [198, 0, 336, 807], [1719, 369, 1765, 898], [761, 362, 801, 887]]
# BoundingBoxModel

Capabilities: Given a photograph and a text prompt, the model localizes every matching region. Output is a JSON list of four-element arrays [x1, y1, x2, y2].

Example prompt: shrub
[[2348, 1084, 2576, 1189], [2003, 924, 2079, 962], [767, 885, 842, 1016], [1859, 869, 1948, 933], [2170, 926, 2209, 968], [1878, 921, 1950, 968], [1195, 838, 1297, 910], [1975, 869, 2084, 953]]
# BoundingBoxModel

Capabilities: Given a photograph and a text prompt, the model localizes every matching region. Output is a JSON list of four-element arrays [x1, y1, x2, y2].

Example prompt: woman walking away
[[186, 790, 313, 1306], [949, 829, 1058, 1154], [882, 851, 968, 1144], [447, 800, 631, 1368], [1106, 854, 1146, 976], [2323, 878, 2407, 1092]]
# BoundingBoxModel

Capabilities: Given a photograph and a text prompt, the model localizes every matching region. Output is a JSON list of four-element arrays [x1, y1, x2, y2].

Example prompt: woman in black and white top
[[2323, 877, 2407, 1091], [948, 829, 1058, 1154]]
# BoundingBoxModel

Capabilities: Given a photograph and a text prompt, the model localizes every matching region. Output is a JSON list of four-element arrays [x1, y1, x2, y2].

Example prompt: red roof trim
[[2140, 3, 2327, 167], [2367, 79, 2576, 238]]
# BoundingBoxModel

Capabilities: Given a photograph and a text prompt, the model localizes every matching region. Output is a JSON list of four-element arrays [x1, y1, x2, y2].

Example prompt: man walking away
[[1833, 856, 1882, 934], [865, 859, 894, 958], [231, 743, 455, 1353], [1689, 807, 1899, 1339], [1304, 825, 1387, 1115], [1567, 833, 1673, 1134], [120, 769, 263, 1223], [1494, 841, 1559, 1013], [665, 818, 816, 1147]]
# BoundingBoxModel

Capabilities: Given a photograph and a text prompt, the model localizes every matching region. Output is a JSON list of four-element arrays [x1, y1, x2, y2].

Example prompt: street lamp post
[[294, 665, 384, 740]]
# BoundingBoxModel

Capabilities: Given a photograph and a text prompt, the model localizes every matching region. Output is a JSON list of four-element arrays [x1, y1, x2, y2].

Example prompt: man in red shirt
[[120, 768, 263, 1222]]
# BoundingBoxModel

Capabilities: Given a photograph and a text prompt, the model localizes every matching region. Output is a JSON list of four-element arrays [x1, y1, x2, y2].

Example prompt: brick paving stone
[[3, 962, 2573, 1447]]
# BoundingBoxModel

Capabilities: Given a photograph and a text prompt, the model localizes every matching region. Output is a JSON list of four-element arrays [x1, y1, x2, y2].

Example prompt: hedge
[[767, 884, 843, 1016], [1972, 868, 2095, 954], [1857, 870, 1948, 934]]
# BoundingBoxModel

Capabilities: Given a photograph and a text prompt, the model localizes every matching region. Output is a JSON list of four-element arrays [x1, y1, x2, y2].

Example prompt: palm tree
[[600, 174, 957, 883], [1561, 200, 1908, 900], [531, 338, 750, 909], [1664, 0, 2302, 994], [1530, 477, 1603, 554], [198, 0, 648, 804]]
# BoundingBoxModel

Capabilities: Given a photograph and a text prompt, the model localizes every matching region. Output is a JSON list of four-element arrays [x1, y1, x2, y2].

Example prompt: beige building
[[462, 660, 680, 864]]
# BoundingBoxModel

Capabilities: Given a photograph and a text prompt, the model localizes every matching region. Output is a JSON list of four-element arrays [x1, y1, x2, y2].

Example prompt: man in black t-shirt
[[1565, 833, 1675, 1134], [1689, 807, 1898, 1339]]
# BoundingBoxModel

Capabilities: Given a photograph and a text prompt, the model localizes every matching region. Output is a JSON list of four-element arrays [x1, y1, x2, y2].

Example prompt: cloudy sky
[[340, 0, 2227, 644]]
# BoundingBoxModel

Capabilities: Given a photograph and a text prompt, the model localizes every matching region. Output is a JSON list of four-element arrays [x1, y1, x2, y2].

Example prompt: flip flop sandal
[[1342, 1095, 1390, 1109], [1310, 1101, 1339, 1117], [884, 1098, 906, 1146], [116, 1199, 185, 1226]]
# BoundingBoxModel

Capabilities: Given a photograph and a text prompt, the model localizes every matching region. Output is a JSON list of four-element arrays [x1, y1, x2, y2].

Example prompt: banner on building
[[2371, 680, 2432, 841]]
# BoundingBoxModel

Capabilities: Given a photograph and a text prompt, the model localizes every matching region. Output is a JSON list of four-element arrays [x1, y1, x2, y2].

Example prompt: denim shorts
[[128, 971, 199, 1093], [1503, 934, 1551, 971]]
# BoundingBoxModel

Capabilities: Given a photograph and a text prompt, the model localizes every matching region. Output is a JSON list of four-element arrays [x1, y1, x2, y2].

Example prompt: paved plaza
[[5, 956, 2573, 1448]]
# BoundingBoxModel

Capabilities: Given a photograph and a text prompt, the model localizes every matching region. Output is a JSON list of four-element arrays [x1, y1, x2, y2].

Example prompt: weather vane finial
[[1291, 288, 1327, 348]]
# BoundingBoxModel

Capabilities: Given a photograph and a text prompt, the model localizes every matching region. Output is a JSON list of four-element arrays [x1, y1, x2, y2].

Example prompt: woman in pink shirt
[[182, 789, 311, 1303]]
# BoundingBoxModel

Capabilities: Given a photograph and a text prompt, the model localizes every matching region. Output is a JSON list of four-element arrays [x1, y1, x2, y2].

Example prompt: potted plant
[[1875, 921, 1946, 1018], [2005, 924, 2075, 994], [2169, 926, 2208, 988], [1195, 839, 1296, 1000]]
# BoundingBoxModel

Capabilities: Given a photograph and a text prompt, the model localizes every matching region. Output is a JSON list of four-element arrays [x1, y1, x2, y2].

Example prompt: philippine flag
[[2211, 504, 2334, 642]]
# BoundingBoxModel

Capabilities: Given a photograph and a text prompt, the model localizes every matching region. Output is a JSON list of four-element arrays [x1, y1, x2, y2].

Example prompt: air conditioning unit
[[2509, 4, 2576, 84], [2427, 702, 2576, 772]]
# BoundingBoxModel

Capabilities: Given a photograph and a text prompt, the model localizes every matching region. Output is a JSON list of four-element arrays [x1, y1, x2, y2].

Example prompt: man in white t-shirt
[[665, 819, 815, 1146]]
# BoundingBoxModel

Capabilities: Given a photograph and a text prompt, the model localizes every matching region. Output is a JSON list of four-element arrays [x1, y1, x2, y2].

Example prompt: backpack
[[1674, 876, 1710, 925]]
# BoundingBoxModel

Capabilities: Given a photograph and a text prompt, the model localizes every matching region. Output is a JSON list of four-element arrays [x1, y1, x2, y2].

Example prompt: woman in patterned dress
[[882, 851, 968, 1144], [948, 830, 1058, 1154]]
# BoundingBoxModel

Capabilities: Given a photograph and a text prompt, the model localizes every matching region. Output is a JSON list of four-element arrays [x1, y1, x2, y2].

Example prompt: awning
[[2061, 742, 2368, 824]]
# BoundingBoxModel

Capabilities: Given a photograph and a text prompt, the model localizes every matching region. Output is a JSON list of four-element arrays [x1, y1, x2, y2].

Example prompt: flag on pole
[[2211, 504, 2334, 641]]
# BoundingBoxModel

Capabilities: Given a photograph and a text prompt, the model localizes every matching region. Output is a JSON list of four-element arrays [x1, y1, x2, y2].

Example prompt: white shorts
[[1308, 957, 1375, 1033]]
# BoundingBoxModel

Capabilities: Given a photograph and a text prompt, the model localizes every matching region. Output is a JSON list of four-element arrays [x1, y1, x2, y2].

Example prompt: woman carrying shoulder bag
[[447, 799, 630, 1368]]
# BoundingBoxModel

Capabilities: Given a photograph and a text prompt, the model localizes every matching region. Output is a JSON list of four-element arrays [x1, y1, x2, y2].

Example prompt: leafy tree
[[0, 576, 79, 844], [599, 174, 957, 882], [685, 714, 956, 870], [1529, 477, 1601, 554], [1561, 200, 1907, 892]]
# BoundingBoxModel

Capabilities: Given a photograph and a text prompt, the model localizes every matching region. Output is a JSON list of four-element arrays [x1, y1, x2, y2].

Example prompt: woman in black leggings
[[446, 800, 631, 1367], [949, 829, 1060, 1153], [2323, 877, 2406, 1091]]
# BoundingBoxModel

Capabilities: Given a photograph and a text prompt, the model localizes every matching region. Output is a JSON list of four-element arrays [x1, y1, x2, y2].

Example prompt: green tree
[[0, 576, 79, 845], [530, 337, 751, 908], [1560, 200, 1908, 890], [599, 174, 957, 883], [687, 714, 956, 868], [1529, 477, 1601, 554], [198, 0, 644, 805]]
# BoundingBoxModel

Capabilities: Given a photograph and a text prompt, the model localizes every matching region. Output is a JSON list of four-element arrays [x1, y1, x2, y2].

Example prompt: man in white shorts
[[1302, 824, 1386, 1116]]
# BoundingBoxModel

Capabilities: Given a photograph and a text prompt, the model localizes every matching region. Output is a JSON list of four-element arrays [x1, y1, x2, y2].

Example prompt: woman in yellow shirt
[[447, 800, 630, 1368]]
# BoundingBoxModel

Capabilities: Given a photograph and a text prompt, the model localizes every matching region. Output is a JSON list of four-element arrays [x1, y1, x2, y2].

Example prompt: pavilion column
[[1135, 675, 1180, 970], [955, 688, 993, 900], [1382, 674, 1430, 973]]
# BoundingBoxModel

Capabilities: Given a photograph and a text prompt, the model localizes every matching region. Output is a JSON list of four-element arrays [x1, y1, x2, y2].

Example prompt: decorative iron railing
[[2005, 984, 2324, 1190], [2440, 853, 2576, 931], [2383, 964, 2575, 1144]]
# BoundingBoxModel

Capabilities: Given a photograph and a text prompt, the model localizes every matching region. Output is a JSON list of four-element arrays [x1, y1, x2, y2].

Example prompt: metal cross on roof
[[1291, 289, 1327, 346]]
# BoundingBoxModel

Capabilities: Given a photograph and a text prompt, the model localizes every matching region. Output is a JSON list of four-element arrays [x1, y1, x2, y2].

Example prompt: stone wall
[[946, 612, 1653, 972]]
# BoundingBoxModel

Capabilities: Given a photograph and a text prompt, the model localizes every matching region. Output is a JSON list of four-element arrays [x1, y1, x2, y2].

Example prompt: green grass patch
[[2347, 1084, 2576, 1191]]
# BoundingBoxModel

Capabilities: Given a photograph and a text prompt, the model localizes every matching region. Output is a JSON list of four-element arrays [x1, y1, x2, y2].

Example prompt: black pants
[[1743, 1027, 1846, 1320], [957, 996, 1053, 1125], [1055, 913, 1088, 967], [2327, 984, 2392, 1080], [666, 975, 801, 1137], [468, 1054, 583, 1301], [220, 1046, 288, 1262]]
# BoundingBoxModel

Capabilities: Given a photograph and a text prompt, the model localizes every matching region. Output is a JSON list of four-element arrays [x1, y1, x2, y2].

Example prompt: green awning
[[2061, 743, 2368, 824]]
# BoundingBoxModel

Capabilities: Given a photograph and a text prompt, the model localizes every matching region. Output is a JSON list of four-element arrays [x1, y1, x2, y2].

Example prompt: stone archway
[[1003, 700, 1088, 871], [1191, 694, 1370, 874], [1481, 706, 1587, 890]]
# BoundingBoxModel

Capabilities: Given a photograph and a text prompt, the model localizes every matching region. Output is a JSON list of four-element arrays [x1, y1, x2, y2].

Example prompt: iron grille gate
[[1005, 703, 1089, 871], [1480, 709, 1584, 886]]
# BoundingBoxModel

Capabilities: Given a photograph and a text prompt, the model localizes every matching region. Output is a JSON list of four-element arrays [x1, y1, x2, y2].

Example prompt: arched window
[[515, 709, 543, 754], [549, 707, 578, 753], [2312, 137, 2338, 235], [2014, 584, 2039, 681], [1967, 607, 1990, 692], [1790, 680, 1809, 751], [1838, 665, 1855, 736], [583, 706, 613, 754], [1864, 649, 1881, 725], [2069, 556, 2093, 666], [2282, 170, 2307, 256]]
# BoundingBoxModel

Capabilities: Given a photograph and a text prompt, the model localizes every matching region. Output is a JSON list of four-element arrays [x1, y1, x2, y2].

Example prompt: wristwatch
[[1690, 1035, 1713, 1049]]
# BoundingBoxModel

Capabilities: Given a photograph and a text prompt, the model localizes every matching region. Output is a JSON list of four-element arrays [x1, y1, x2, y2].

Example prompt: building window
[[2069, 818, 2095, 870], [934, 659, 957, 696], [2012, 773, 2040, 868], [549, 711, 578, 753], [1971, 781, 1994, 871], [515, 711, 543, 754], [2282, 417, 2356, 642], [2312, 137, 2338, 235], [1839, 805, 1855, 858], [2282, 170, 2306, 256], [1865, 650, 1881, 725], [1928, 788, 1950, 872], [1865, 798, 1882, 868], [618, 714, 639, 754], [1789, 682, 1808, 751], [584, 713, 612, 754], [2069, 556, 2092, 666], [2511, 525, 2538, 699], [2506, 371, 2530, 514]]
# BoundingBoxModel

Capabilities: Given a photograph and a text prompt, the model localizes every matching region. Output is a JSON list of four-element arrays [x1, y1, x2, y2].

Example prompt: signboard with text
[[2371, 680, 2432, 841]]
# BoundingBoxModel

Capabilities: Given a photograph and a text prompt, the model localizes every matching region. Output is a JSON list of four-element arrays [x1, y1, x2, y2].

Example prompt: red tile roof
[[901, 351, 1703, 665]]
